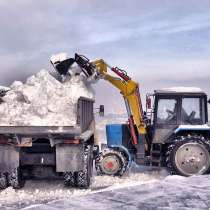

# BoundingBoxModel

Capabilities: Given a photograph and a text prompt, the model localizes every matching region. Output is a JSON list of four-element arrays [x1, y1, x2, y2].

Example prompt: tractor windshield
[[157, 99, 178, 124], [181, 97, 205, 125]]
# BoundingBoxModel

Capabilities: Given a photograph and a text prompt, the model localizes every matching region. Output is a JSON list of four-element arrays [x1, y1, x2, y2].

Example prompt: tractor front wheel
[[95, 149, 128, 176]]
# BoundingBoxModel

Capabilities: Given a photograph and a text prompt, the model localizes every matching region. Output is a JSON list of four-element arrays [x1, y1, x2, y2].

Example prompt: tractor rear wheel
[[95, 148, 128, 176], [166, 135, 210, 176]]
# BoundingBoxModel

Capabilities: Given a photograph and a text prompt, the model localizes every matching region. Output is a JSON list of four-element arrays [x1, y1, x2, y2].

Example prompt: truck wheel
[[76, 145, 93, 189], [95, 148, 128, 176], [9, 167, 25, 189], [0, 173, 8, 190], [64, 172, 75, 187], [166, 135, 210, 176]]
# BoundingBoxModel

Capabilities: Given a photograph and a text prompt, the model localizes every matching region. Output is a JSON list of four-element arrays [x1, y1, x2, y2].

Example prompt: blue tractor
[[96, 87, 210, 176]]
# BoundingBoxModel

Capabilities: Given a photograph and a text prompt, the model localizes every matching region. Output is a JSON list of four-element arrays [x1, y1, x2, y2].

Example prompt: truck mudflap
[[0, 145, 19, 173], [56, 144, 84, 172]]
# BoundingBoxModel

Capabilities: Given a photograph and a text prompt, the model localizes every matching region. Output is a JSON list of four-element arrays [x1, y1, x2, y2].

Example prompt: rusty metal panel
[[56, 144, 84, 172]]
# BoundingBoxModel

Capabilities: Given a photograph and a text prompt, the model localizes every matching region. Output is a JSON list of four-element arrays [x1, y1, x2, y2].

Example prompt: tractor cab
[[144, 87, 210, 176], [146, 87, 208, 144]]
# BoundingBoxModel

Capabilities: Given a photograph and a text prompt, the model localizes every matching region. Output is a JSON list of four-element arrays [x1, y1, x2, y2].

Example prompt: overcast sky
[[0, 0, 210, 113]]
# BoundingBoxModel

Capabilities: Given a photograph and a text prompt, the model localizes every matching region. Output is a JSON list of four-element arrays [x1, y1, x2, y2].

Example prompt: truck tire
[[166, 135, 210, 176], [95, 148, 128, 176], [8, 167, 25, 189], [0, 173, 8, 190], [64, 172, 75, 187], [76, 145, 93, 189]]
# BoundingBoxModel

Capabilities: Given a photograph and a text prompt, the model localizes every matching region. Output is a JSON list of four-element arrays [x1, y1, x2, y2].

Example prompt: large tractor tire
[[166, 135, 210, 176], [8, 167, 25, 189], [0, 173, 8, 190], [95, 148, 128, 176], [75, 145, 93, 189]]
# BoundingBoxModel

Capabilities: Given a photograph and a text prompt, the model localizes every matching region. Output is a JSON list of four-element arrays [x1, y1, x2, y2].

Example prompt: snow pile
[[0, 69, 94, 126]]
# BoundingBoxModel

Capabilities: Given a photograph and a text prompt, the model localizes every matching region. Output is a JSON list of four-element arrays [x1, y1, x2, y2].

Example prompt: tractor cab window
[[181, 98, 204, 124], [157, 99, 178, 124]]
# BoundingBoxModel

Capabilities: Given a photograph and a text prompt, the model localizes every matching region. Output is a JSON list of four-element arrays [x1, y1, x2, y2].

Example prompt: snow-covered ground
[[47, 175, 210, 210], [23, 175, 210, 210], [0, 114, 210, 210], [2, 167, 210, 210], [0, 166, 168, 210]]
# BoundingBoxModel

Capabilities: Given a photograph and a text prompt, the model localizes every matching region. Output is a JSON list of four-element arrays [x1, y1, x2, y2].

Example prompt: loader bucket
[[54, 58, 75, 75]]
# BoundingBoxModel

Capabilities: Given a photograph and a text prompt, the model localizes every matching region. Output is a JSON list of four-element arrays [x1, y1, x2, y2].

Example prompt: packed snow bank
[[0, 69, 94, 126]]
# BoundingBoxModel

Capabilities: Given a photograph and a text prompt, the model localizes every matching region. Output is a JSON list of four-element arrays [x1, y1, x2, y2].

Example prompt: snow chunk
[[50, 52, 67, 64]]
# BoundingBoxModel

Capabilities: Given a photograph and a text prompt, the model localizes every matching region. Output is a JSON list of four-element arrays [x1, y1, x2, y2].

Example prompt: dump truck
[[56, 53, 210, 178], [0, 96, 98, 189]]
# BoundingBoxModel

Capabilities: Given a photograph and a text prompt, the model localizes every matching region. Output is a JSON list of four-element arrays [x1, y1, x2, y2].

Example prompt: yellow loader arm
[[92, 59, 147, 144]]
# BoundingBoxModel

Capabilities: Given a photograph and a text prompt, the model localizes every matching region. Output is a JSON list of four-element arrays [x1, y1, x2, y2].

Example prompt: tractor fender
[[163, 125, 210, 144], [174, 124, 210, 133], [173, 124, 210, 139]]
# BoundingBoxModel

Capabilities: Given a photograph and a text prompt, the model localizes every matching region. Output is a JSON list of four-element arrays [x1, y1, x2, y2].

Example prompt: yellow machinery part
[[92, 59, 147, 135]]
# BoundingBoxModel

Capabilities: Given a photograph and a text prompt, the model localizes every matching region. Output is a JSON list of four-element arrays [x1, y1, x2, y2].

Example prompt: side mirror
[[99, 105, 104, 117], [146, 97, 151, 109], [208, 99, 210, 104]]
